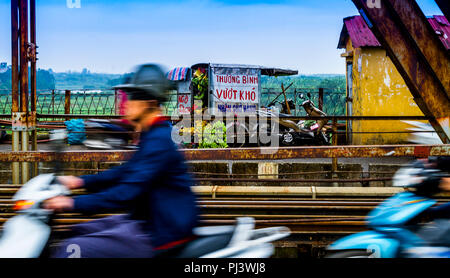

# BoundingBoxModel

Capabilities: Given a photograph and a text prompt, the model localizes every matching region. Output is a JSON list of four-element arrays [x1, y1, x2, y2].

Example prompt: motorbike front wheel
[[226, 122, 249, 148]]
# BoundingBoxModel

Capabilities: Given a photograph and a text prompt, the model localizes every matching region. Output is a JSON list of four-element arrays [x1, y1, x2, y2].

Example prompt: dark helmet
[[114, 64, 171, 102], [393, 159, 448, 197]]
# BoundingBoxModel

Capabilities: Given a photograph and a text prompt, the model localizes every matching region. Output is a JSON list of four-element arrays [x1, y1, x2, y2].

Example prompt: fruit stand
[[166, 63, 298, 147], [167, 63, 297, 115]]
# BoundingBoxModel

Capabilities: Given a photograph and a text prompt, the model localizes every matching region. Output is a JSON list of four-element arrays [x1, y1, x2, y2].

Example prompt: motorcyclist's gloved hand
[[43, 196, 74, 212], [57, 176, 84, 190], [440, 177, 450, 192]]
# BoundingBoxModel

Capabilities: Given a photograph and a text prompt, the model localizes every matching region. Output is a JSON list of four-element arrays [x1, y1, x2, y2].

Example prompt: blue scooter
[[327, 159, 449, 258]]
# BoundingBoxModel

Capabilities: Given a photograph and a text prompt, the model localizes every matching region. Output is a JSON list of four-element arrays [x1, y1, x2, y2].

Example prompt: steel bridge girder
[[352, 0, 450, 143]]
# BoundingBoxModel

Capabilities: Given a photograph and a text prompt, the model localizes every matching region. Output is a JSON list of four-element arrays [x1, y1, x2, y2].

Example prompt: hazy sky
[[0, 0, 444, 74]]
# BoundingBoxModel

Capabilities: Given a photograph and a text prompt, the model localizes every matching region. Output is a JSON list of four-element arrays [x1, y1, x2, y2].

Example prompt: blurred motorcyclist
[[405, 156, 450, 257], [427, 156, 450, 219], [44, 64, 199, 258]]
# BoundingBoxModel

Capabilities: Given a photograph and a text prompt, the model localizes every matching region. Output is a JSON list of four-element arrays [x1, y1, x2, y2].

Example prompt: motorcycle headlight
[[13, 200, 35, 211]]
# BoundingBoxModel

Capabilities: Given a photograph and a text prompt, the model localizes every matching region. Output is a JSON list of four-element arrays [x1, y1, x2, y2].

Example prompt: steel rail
[[194, 177, 392, 183]]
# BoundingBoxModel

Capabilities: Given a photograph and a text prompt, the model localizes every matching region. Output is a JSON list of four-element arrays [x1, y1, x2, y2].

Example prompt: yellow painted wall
[[345, 41, 425, 145]]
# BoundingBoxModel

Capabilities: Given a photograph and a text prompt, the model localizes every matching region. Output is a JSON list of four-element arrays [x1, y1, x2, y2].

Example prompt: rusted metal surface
[[55, 169, 397, 176], [64, 90, 71, 120], [20, 0, 30, 183], [194, 171, 397, 176], [29, 0, 37, 177], [352, 0, 450, 143], [195, 177, 392, 183], [21, 131, 29, 182], [0, 150, 134, 162], [10, 112, 27, 131], [386, 2, 449, 96], [11, 0, 19, 115], [183, 145, 449, 160], [10, 0, 19, 190], [338, 14, 450, 51], [0, 145, 447, 162], [331, 119, 339, 187], [19, 0, 28, 117], [318, 88, 324, 111]]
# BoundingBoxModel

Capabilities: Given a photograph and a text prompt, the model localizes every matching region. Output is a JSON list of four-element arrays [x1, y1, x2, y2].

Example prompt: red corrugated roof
[[338, 16, 381, 49], [338, 15, 450, 51], [427, 15, 450, 50]]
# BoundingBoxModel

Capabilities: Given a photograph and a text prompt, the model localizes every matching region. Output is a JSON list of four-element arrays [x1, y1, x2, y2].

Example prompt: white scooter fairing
[[199, 218, 290, 258], [0, 174, 69, 258], [0, 215, 51, 258]]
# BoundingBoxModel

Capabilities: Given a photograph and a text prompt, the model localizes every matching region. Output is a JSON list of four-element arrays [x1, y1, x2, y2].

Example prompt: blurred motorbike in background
[[82, 119, 137, 150], [326, 157, 450, 258], [402, 120, 444, 145]]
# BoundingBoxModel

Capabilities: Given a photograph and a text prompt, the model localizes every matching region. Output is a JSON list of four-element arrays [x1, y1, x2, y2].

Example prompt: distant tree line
[[261, 74, 345, 92], [106, 73, 134, 88], [54, 70, 122, 90], [260, 75, 346, 116], [0, 69, 346, 103], [0, 67, 128, 91], [0, 68, 56, 91]]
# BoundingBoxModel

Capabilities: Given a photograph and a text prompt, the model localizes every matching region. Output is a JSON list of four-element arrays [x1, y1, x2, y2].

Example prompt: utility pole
[[11, 0, 38, 184]]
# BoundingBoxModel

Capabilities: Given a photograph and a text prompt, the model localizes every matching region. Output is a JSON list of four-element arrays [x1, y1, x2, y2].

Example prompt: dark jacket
[[73, 120, 199, 248]]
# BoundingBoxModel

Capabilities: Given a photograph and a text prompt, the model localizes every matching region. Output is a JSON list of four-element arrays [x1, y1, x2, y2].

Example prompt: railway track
[[0, 184, 448, 257]]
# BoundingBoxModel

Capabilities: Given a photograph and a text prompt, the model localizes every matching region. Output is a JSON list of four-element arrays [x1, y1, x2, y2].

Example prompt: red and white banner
[[211, 67, 259, 104], [177, 94, 191, 114]]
